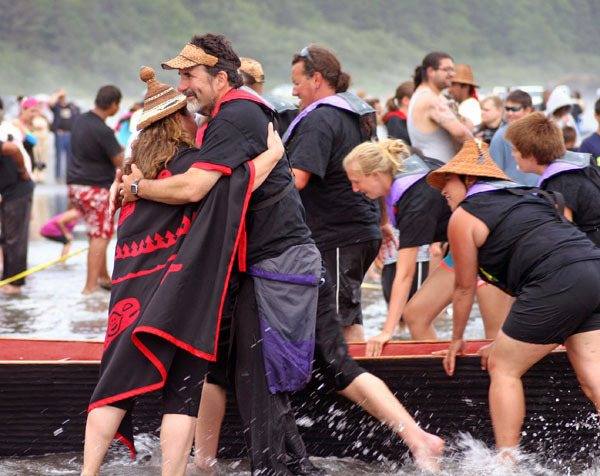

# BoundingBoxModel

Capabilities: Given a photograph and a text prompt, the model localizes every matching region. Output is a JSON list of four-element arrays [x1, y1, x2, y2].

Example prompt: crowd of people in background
[[2, 37, 600, 476]]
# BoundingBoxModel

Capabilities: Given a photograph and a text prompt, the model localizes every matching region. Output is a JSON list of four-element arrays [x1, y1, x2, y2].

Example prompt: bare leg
[[343, 323, 365, 342], [98, 246, 111, 284], [403, 266, 454, 340], [81, 405, 126, 476], [339, 373, 444, 472], [1, 284, 23, 295], [193, 381, 226, 470], [161, 414, 196, 476], [487, 331, 557, 450], [476, 285, 514, 339], [83, 237, 109, 294], [428, 243, 445, 271], [61, 241, 72, 260], [566, 329, 600, 409]]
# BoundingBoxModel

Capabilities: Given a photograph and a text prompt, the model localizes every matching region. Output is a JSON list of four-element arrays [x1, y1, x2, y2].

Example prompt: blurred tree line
[[1, 0, 599, 99]]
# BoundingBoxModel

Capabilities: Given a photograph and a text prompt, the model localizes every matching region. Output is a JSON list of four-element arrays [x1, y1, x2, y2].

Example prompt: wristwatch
[[130, 179, 142, 196]]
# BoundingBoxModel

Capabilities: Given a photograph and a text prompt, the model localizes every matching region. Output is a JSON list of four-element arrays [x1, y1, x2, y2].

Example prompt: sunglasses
[[300, 46, 314, 63], [504, 105, 523, 112]]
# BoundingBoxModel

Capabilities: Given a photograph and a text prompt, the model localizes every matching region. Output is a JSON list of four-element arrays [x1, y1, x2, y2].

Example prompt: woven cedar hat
[[239, 57, 265, 83], [452, 64, 479, 88], [137, 66, 187, 131], [161, 43, 219, 70], [427, 139, 512, 190]]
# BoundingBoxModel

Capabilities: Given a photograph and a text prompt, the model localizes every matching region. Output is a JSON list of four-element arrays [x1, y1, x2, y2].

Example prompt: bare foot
[[81, 286, 101, 295], [98, 280, 112, 291], [411, 432, 445, 473], [1, 284, 23, 295], [497, 446, 518, 467]]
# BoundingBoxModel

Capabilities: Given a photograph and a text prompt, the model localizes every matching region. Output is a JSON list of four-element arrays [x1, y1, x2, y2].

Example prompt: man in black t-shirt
[[67, 85, 123, 294], [48, 88, 80, 180], [120, 34, 319, 476], [287, 44, 381, 342]]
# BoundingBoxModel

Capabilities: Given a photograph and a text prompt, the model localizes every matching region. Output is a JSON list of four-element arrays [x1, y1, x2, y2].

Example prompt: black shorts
[[503, 259, 600, 344], [205, 274, 239, 388], [320, 239, 380, 327], [312, 270, 366, 391], [381, 261, 429, 304], [43, 234, 69, 245]]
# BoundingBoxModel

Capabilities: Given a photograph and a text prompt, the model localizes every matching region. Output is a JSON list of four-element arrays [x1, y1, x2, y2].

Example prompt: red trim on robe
[[190, 162, 232, 175]]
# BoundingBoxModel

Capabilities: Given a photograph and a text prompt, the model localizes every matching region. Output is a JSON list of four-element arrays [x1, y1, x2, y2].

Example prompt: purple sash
[[386, 173, 427, 226], [283, 95, 357, 143], [537, 151, 590, 187], [466, 180, 521, 198]]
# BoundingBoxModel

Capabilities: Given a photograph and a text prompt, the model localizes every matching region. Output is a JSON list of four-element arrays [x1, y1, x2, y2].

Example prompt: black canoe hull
[[0, 339, 598, 466]]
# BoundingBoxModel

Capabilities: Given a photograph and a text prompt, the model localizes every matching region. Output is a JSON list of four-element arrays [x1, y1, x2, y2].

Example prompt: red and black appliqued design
[[88, 147, 255, 456]]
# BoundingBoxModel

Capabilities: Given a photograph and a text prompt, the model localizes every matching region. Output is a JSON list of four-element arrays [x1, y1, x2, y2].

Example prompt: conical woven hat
[[137, 66, 187, 130], [427, 139, 512, 190]]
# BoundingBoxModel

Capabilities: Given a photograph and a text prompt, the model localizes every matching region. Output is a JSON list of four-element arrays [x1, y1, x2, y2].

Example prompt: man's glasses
[[504, 105, 524, 112], [300, 46, 313, 63]]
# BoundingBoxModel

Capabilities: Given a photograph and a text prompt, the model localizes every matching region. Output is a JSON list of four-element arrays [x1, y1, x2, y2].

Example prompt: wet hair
[[343, 139, 411, 177], [190, 33, 243, 89], [129, 110, 196, 179], [394, 80, 415, 103], [504, 112, 565, 165], [292, 45, 350, 93], [95, 85, 122, 109], [413, 52, 453, 88], [505, 89, 533, 110]]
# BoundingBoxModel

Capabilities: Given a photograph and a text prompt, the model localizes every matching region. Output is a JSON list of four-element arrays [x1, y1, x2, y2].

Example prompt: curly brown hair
[[128, 112, 196, 179]]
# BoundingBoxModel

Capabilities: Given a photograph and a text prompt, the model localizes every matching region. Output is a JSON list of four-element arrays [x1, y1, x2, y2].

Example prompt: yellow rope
[[0, 247, 88, 286]]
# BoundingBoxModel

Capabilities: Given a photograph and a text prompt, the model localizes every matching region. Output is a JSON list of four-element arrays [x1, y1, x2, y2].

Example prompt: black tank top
[[460, 189, 600, 295]]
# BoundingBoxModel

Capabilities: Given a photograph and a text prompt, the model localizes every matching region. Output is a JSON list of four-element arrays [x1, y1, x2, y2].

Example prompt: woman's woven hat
[[137, 66, 187, 130], [427, 139, 512, 190]]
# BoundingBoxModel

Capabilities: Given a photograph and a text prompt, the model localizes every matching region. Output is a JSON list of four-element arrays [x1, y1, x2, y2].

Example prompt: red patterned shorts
[[67, 185, 114, 239]]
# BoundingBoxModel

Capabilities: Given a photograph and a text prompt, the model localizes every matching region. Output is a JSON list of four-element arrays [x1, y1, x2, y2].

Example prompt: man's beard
[[199, 96, 217, 117], [186, 97, 201, 114], [185, 95, 217, 118]]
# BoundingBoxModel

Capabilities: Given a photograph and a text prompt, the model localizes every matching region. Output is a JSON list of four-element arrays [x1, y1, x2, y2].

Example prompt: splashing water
[[2, 432, 599, 475]]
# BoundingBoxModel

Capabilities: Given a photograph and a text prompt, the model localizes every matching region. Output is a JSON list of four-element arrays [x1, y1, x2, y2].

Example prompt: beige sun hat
[[239, 57, 265, 83], [161, 43, 219, 70], [452, 64, 479, 88], [136, 66, 187, 130], [427, 139, 512, 190]]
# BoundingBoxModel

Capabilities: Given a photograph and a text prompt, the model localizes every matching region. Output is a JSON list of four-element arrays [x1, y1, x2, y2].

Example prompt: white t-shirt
[[459, 97, 482, 127]]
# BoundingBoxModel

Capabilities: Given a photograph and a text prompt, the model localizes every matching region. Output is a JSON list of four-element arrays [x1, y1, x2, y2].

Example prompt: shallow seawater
[[1, 184, 598, 475], [1, 433, 599, 475]]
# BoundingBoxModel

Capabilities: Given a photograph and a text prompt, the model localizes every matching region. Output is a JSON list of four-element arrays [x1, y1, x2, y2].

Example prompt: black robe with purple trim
[[88, 147, 254, 455]]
